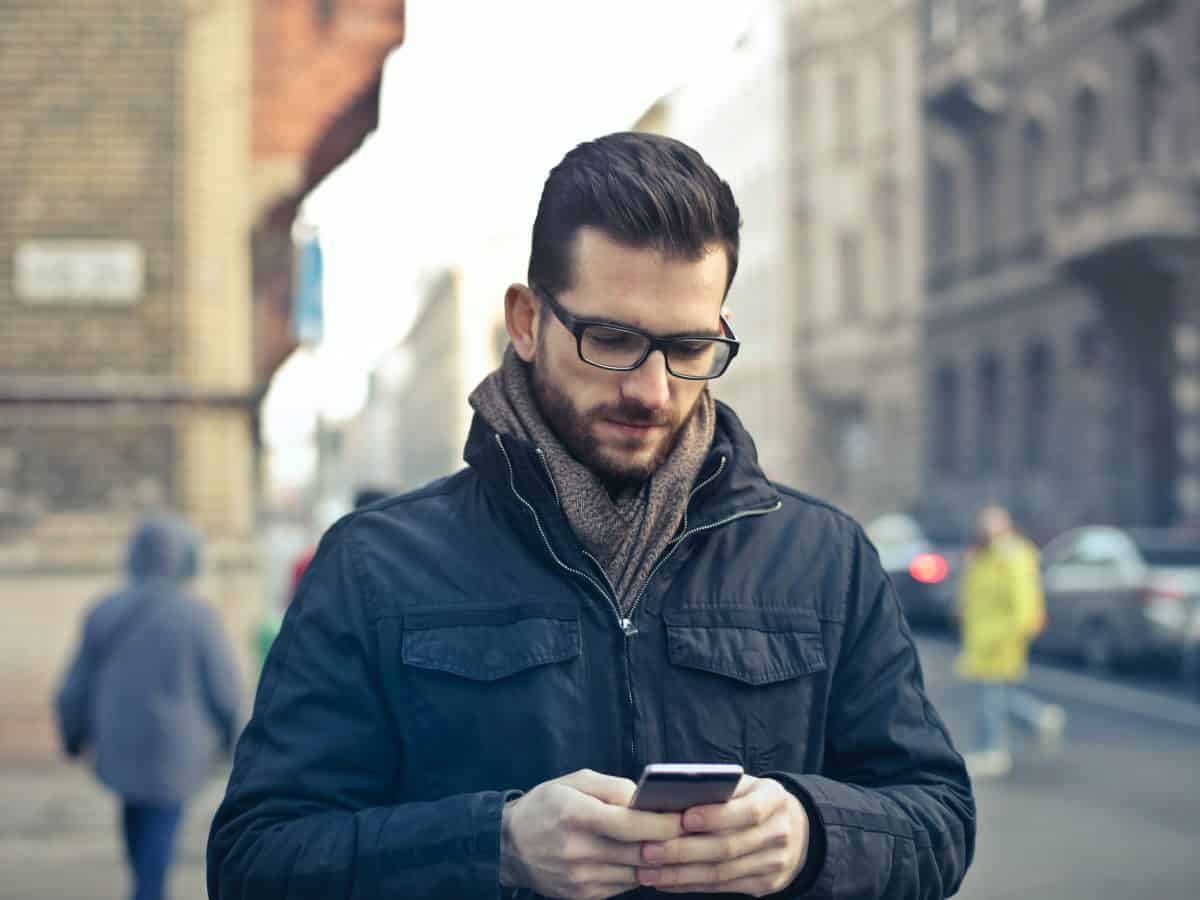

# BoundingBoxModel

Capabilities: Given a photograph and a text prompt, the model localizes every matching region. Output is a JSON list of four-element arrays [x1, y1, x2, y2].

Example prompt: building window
[[1021, 119, 1047, 235], [835, 73, 860, 159], [972, 140, 997, 262], [1073, 86, 1103, 193], [929, 0, 958, 46], [878, 46, 898, 139], [1024, 342, 1054, 470], [838, 231, 864, 321], [878, 176, 902, 311], [933, 365, 960, 474], [1135, 51, 1168, 165], [977, 354, 1004, 473], [930, 161, 957, 264], [1075, 323, 1104, 369]]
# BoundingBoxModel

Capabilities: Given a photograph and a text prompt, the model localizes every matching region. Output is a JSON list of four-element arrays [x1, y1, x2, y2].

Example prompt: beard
[[530, 359, 696, 492]]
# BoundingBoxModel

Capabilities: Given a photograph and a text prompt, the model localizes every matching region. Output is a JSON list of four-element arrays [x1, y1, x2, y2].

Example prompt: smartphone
[[629, 763, 744, 812]]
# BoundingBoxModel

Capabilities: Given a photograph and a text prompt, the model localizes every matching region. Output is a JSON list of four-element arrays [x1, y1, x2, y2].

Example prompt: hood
[[126, 515, 201, 582]]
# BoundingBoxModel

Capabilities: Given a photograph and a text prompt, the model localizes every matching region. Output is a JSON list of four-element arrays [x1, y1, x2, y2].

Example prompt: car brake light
[[1141, 584, 1185, 606], [910, 553, 949, 585]]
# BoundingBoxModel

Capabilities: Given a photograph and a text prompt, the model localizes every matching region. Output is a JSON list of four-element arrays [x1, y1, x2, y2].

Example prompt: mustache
[[593, 402, 673, 427]]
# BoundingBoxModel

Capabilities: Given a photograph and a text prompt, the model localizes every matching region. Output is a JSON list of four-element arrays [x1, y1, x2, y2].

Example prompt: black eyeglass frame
[[531, 285, 740, 381]]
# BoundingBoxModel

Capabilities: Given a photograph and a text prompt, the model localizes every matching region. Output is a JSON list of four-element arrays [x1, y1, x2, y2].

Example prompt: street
[[1, 634, 1197, 900]]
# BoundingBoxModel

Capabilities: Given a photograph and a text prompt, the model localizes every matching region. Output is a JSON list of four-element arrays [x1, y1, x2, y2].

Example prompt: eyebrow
[[585, 314, 723, 340]]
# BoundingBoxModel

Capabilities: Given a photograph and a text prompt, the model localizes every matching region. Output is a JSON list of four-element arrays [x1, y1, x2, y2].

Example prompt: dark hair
[[353, 487, 389, 509], [528, 132, 741, 299]]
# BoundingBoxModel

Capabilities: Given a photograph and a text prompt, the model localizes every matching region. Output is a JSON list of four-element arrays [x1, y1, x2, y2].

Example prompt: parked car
[[1036, 526, 1200, 673], [865, 514, 959, 627]]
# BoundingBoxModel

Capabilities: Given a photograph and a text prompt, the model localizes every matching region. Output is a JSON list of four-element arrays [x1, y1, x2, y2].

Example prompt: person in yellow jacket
[[957, 506, 1065, 778]]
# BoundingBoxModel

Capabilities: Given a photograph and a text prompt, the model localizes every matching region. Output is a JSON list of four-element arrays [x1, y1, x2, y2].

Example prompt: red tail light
[[910, 553, 949, 585], [1140, 584, 1185, 606]]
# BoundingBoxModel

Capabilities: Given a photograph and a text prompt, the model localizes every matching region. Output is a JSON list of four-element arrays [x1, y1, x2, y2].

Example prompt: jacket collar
[[462, 399, 780, 532]]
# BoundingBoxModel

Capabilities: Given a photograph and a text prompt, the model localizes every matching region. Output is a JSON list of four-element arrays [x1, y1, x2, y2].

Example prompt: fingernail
[[685, 811, 705, 830], [643, 844, 664, 863]]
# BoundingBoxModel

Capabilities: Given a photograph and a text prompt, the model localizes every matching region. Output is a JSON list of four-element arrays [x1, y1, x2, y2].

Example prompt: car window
[[1045, 530, 1128, 568], [1136, 543, 1200, 568]]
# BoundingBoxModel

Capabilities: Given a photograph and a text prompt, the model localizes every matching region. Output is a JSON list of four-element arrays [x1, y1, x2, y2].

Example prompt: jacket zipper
[[495, 436, 623, 623], [499, 436, 782, 770], [534, 450, 626, 627]]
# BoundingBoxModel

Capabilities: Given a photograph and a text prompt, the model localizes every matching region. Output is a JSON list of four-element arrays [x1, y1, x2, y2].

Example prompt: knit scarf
[[469, 346, 716, 612]]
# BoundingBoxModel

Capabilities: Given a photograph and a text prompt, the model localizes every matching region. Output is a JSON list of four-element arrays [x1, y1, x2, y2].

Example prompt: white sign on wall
[[14, 240, 145, 304]]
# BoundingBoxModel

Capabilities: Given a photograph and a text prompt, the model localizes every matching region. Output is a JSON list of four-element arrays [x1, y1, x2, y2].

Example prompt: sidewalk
[[0, 763, 228, 900]]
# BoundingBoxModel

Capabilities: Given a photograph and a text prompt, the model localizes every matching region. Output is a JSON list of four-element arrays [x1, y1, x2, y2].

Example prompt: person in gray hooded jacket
[[56, 514, 243, 900]]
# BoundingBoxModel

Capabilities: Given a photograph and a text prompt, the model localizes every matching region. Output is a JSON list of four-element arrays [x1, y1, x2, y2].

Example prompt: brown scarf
[[469, 346, 716, 612]]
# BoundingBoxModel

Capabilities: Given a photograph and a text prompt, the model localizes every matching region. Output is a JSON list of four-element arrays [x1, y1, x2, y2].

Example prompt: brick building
[[920, 0, 1200, 539], [0, 0, 403, 760]]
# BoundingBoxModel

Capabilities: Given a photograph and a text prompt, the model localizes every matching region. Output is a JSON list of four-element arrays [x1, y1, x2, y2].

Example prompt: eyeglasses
[[532, 285, 740, 381]]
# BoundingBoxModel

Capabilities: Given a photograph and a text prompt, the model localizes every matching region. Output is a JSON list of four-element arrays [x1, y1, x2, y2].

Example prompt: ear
[[505, 284, 539, 363]]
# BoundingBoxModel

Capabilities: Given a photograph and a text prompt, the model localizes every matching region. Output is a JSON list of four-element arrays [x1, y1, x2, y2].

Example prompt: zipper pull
[[621, 617, 639, 637]]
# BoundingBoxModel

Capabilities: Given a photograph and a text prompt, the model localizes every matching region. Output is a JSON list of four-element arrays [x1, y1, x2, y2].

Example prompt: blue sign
[[293, 234, 324, 345]]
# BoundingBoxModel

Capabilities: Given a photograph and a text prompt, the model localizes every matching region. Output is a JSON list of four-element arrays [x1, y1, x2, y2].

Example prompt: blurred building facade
[[919, 0, 1200, 538], [340, 258, 513, 493], [638, 0, 924, 522], [648, 3, 805, 491], [0, 0, 403, 761], [790, 0, 926, 521]]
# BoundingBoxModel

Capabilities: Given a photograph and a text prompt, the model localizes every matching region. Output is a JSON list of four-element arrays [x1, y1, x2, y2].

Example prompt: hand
[[635, 774, 810, 896], [500, 769, 684, 900]]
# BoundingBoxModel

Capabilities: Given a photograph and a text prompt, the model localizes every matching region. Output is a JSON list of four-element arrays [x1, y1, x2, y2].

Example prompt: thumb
[[560, 768, 637, 806]]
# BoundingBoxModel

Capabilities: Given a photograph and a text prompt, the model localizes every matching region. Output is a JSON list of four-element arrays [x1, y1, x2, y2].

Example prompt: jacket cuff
[[763, 772, 827, 897], [498, 790, 527, 900]]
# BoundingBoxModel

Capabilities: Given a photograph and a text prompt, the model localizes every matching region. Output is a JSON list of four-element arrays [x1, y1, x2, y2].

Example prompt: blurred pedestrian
[[957, 505, 1065, 778], [55, 514, 243, 900]]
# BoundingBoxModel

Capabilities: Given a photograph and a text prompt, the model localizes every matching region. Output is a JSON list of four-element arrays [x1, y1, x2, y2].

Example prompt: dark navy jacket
[[55, 516, 243, 805], [208, 404, 974, 899]]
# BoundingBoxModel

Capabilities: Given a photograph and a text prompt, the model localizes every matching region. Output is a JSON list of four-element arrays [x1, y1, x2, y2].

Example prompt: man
[[957, 506, 1066, 779], [208, 132, 973, 899], [56, 514, 242, 900]]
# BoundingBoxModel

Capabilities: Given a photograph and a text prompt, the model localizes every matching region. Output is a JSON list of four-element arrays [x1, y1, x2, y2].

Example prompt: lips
[[603, 419, 663, 438]]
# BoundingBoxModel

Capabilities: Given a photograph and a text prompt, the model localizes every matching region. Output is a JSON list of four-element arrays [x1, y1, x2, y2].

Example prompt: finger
[[571, 834, 651, 868], [682, 779, 786, 833], [655, 874, 788, 895], [561, 768, 637, 806], [638, 847, 790, 891], [584, 798, 683, 843], [562, 862, 640, 889], [640, 827, 771, 867]]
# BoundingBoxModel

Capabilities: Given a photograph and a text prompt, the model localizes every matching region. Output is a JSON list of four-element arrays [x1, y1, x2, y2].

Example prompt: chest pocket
[[660, 607, 828, 771], [665, 607, 827, 684], [402, 601, 581, 681]]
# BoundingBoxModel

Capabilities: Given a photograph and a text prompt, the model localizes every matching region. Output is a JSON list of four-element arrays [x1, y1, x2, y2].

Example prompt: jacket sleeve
[[207, 521, 514, 900], [54, 612, 98, 758], [1010, 544, 1045, 638], [768, 528, 975, 899], [197, 604, 245, 755]]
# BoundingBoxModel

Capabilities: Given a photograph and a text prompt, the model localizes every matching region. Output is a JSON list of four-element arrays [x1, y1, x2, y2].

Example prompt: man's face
[[977, 508, 1011, 546], [529, 227, 729, 488]]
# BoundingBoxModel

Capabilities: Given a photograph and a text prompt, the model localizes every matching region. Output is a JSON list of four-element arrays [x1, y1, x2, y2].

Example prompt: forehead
[[565, 228, 728, 331]]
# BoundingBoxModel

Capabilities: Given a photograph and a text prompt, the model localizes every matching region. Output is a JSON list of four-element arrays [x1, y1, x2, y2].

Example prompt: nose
[[621, 350, 671, 411]]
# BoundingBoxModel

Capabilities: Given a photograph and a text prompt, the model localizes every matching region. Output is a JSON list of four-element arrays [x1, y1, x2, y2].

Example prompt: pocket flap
[[664, 607, 826, 686], [402, 601, 580, 682]]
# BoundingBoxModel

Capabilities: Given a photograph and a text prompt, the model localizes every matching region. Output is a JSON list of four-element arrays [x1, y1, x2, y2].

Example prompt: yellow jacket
[[956, 534, 1045, 682]]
